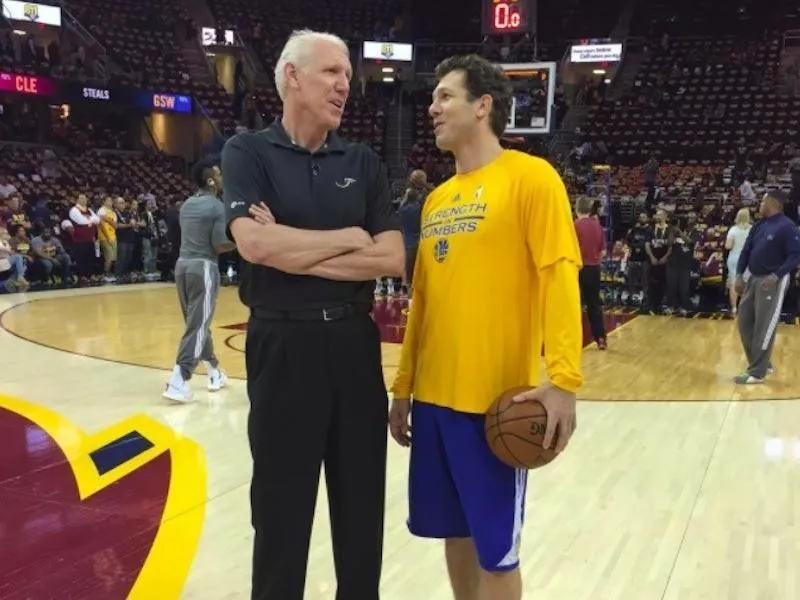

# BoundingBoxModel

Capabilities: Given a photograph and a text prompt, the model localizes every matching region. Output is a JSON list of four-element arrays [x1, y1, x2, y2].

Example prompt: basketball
[[485, 386, 558, 470]]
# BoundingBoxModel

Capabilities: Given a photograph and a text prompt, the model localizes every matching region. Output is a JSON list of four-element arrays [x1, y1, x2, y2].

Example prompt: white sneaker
[[163, 380, 194, 403], [208, 369, 228, 392]]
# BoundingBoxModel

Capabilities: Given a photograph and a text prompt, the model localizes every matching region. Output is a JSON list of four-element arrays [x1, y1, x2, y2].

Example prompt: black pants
[[116, 241, 135, 277], [72, 241, 95, 278], [666, 264, 692, 310], [579, 265, 606, 340], [246, 312, 388, 600], [648, 263, 667, 311], [405, 244, 418, 288]]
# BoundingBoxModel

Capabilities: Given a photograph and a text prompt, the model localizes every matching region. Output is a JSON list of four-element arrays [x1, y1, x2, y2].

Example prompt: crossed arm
[[222, 134, 404, 281], [229, 212, 405, 280]]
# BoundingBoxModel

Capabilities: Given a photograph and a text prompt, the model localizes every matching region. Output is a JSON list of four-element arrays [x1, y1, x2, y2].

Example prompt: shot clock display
[[482, 0, 534, 36]]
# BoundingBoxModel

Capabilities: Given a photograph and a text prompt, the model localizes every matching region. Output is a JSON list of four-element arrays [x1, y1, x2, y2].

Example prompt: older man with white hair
[[222, 29, 404, 600]]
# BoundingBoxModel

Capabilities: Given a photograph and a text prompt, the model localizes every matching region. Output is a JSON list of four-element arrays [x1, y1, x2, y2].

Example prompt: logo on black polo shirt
[[335, 177, 357, 188], [433, 238, 449, 263]]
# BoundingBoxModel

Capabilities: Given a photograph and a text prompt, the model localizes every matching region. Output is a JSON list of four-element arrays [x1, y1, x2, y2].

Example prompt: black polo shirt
[[221, 120, 400, 310]]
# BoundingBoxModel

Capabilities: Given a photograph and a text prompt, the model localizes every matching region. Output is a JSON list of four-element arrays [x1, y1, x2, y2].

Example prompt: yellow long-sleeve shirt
[[391, 150, 584, 414]]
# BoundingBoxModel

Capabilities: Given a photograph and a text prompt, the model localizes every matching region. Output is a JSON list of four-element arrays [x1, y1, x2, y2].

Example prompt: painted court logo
[[0, 393, 207, 599]]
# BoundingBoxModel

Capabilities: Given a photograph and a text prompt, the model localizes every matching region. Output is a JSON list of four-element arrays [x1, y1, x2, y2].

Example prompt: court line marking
[[658, 399, 733, 599], [1, 294, 797, 403]]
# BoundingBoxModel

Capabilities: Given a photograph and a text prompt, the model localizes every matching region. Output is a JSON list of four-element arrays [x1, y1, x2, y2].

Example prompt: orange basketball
[[485, 386, 558, 470]]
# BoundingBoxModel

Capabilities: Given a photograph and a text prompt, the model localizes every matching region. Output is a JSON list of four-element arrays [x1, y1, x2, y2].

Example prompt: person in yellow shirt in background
[[389, 54, 584, 600], [97, 196, 118, 283]]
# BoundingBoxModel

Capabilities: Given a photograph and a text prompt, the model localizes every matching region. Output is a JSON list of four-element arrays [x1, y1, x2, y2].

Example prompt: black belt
[[250, 303, 372, 322]]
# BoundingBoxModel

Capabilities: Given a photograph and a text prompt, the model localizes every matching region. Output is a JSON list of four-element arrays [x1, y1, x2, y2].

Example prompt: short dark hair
[[765, 189, 789, 206], [191, 155, 220, 189], [434, 54, 513, 138]]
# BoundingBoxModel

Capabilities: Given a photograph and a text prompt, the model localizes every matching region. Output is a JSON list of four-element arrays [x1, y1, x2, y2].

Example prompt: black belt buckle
[[322, 306, 347, 321]]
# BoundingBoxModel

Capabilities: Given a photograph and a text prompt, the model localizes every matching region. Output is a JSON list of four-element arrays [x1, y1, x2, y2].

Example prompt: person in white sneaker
[[163, 156, 235, 403], [734, 190, 800, 385]]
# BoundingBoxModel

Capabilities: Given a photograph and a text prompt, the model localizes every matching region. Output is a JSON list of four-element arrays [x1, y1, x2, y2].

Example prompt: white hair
[[274, 29, 349, 101]]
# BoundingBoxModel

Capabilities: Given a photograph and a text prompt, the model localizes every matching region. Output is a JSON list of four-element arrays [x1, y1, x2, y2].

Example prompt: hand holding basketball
[[513, 384, 576, 453]]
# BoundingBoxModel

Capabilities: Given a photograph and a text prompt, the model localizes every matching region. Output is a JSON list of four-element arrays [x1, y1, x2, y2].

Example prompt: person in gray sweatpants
[[163, 156, 237, 403], [734, 190, 800, 384]]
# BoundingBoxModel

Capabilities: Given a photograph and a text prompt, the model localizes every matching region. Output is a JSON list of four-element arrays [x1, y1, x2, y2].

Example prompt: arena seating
[[583, 35, 800, 165], [0, 146, 192, 206], [629, 0, 800, 37], [64, 0, 237, 133], [0, 18, 107, 81], [207, 0, 394, 149]]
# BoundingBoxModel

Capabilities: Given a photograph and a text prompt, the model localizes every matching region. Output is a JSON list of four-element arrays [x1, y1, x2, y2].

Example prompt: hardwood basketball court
[[2, 283, 800, 599]]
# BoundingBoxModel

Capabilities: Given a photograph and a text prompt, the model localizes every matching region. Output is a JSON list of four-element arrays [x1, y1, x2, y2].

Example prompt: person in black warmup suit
[[644, 208, 670, 313], [666, 212, 701, 316], [222, 29, 405, 600], [626, 211, 651, 308]]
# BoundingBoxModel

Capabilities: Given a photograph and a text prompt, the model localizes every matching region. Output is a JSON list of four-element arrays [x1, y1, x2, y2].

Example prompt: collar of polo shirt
[[264, 118, 347, 155]]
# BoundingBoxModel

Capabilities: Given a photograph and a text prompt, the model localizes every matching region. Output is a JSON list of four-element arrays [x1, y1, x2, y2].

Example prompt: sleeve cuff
[[389, 382, 411, 399], [551, 373, 583, 395]]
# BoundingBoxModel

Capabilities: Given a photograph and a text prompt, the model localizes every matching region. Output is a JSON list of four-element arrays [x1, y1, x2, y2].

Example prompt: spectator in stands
[[7, 223, 31, 266], [574, 195, 607, 349], [114, 197, 135, 280], [140, 198, 160, 280], [30, 227, 73, 284], [645, 209, 671, 312], [0, 226, 29, 292], [644, 155, 659, 207], [725, 208, 752, 314], [739, 175, 757, 206], [0, 176, 17, 200], [163, 198, 182, 282], [666, 212, 701, 316], [68, 193, 100, 282], [97, 196, 118, 283], [29, 197, 52, 233], [626, 211, 651, 308], [0, 194, 31, 233], [398, 169, 428, 296]]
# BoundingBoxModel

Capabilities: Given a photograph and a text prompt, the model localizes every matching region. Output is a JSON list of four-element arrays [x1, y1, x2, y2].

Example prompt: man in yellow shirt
[[389, 54, 584, 600]]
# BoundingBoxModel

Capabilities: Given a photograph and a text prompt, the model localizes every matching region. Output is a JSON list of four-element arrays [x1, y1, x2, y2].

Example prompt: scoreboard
[[482, 0, 536, 36]]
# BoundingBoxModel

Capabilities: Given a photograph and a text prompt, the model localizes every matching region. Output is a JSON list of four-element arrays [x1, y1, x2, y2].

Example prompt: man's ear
[[475, 94, 494, 120], [285, 63, 301, 93]]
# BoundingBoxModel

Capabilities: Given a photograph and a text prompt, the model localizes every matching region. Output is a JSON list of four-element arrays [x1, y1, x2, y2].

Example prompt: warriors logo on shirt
[[433, 238, 449, 263]]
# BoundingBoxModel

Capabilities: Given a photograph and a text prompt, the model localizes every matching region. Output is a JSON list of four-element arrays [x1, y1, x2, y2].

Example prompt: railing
[[234, 29, 267, 84], [195, 98, 226, 155], [142, 118, 164, 151], [783, 29, 800, 49]]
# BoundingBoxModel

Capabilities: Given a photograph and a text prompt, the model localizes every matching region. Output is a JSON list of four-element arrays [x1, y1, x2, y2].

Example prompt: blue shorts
[[407, 400, 528, 572]]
